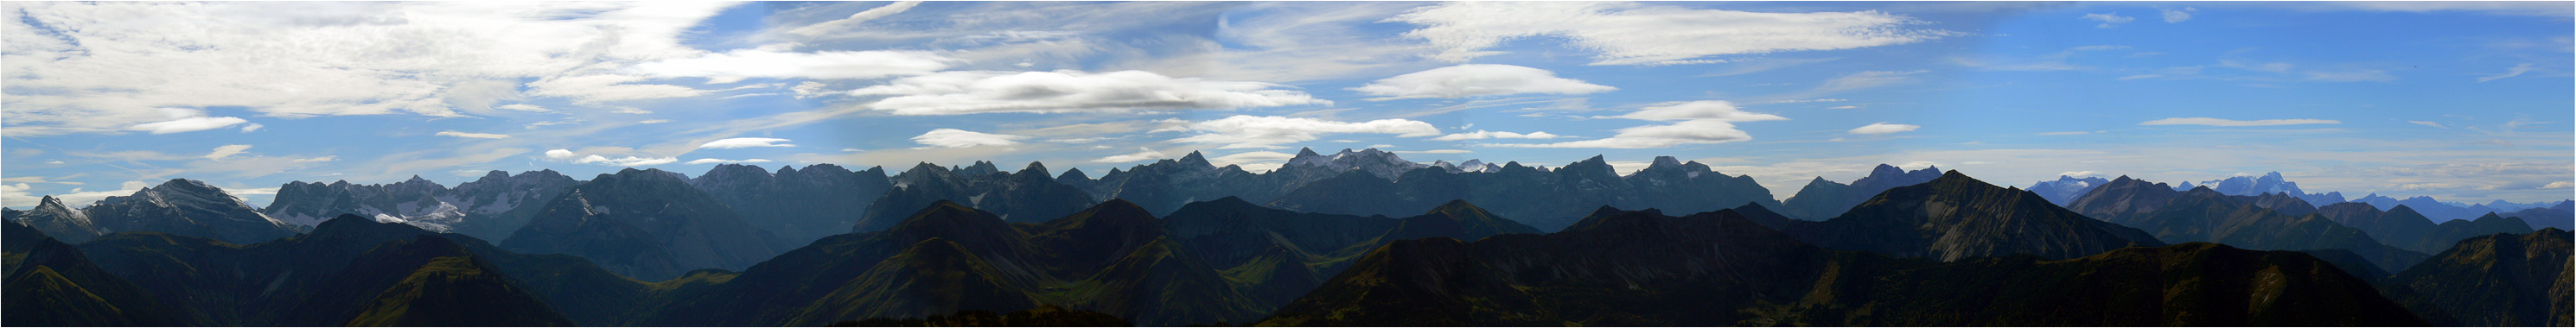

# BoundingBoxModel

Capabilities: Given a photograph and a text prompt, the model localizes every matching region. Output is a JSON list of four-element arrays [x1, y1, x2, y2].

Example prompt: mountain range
[[7, 152, 2572, 327]]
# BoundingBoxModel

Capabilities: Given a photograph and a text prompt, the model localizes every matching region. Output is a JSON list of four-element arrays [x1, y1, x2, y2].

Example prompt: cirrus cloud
[[699, 137, 797, 148], [1163, 116, 1439, 149], [1605, 100, 1789, 122], [2140, 117, 2342, 126], [911, 129, 1030, 148], [1487, 119, 1754, 148], [1391, 2, 1952, 66], [849, 70, 1327, 115], [1350, 64, 1615, 100], [436, 131, 512, 139], [1430, 130, 1562, 141], [1847, 123, 1921, 135]]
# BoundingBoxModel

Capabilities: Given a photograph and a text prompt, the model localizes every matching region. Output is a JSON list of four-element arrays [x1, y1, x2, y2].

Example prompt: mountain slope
[[2384, 229, 2573, 327], [265, 170, 578, 240], [1782, 171, 2163, 262], [2080, 180, 2430, 271], [2, 220, 188, 326], [71, 214, 582, 326]]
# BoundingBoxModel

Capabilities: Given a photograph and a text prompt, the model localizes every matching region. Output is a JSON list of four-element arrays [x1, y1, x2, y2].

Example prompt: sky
[[4, 1, 2572, 210]]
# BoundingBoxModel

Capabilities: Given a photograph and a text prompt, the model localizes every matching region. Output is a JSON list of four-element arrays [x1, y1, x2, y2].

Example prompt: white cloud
[[1208, 150, 1298, 172], [911, 129, 1030, 148], [1395, 149, 1472, 154], [1488, 119, 1755, 148], [2543, 181, 2573, 189], [1164, 115, 1439, 149], [1430, 130, 1563, 141], [2060, 171, 2101, 177], [574, 155, 678, 167], [2140, 117, 2342, 126], [1391, 2, 1950, 65], [2161, 7, 2197, 22], [1847, 123, 1921, 135], [3, 180, 151, 209], [1606, 101, 1791, 122], [544, 149, 579, 160], [630, 49, 951, 80], [2082, 13, 2135, 28], [238, 123, 265, 133], [699, 137, 797, 148], [2477, 63, 2538, 83], [3, 2, 739, 136], [122, 108, 252, 135], [204, 144, 253, 161], [1091, 148, 1169, 163], [685, 158, 774, 165], [496, 104, 552, 112], [2408, 121, 2449, 129], [436, 131, 512, 139], [848, 70, 1327, 115], [638, 119, 673, 124], [2037, 130, 2104, 136], [782, 1, 923, 37], [1349, 64, 1615, 100]]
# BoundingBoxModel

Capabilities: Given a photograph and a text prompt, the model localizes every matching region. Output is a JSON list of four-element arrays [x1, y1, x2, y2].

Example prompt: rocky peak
[[956, 161, 1004, 177], [1057, 167, 1090, 181], [1649, 155, 1683, 169], [1177, 151, 1212, 167]]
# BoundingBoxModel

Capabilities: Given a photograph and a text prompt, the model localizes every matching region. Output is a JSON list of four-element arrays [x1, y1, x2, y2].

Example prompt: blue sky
[[4, 1, 2571, 209]]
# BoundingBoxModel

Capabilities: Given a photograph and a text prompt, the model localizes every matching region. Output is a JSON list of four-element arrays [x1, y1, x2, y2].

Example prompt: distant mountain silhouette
[[1777, 163, 1943, 220], [1265, 155, 1779, 231], [500, 168, 784, 281], [2072, 179, 2428, 272], [2027, 175, 2109, 205], [690, 163, 893, 247], [855, 162, 1096, 231]]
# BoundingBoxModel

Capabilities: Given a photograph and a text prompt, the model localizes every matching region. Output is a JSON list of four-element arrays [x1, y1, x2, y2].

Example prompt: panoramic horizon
[[6, 2, 2573, 327], [4, 1, 2570, 211]]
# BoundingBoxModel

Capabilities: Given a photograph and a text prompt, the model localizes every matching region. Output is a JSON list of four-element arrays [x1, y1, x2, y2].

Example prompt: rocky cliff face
[[4, 196, 103, 243], [85, 179, 300, 244], [500, 168, 783, 281], [1264, 155, 1780, 232], [264, 170, 577, 241]]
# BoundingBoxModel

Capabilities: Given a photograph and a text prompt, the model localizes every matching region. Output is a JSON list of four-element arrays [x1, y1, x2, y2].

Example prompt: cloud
[[1847, 123, 1921, 135], [630, 49, 952, 81], [2408, 121, 2449, 129], [1091, 148, 1169, 163], [782, 1, 924, 37], [2477, 63, 2539, 83], [685, 158, 773, 165], [848, 70, 1327, 115], [1164, 116, 1439, 148], [1391, 2, 1951, 65], [1396, 149, 1473, 154], [638, 119, 673, 124], [1430, 130, 1562, 141], [2082, 13, 2135, 28], [2060, 171, 2101, 177], [205, 144, 254, 161], [1810, 70, 1924, 95], [544, 149, 579, 160], [574, 155, 678, 167], [1349, 64, 1615, 100], [911, 129, 1030, 148], [122, 108, 252, 135], [2140, 117, 2342, 126], [1487, 119, 1754, 148], [3, 2, 739, 136], [238, 123, 265, 133], [2037, 130, 2107, 136], [3, 180, 152, 208], [1605, 100, 1791, 122], [699, 137, 797, 148], [2161, 8, 2197, 22], [436, 131, 512, 139]]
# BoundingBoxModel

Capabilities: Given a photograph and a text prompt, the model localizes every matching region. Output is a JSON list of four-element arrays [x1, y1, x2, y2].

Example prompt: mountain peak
[[1057, 167, 1089, 181], [1178, 150, 1210, 166], [36, 195, 66, 208], [1021, 161, 1049, 174], [1296, 147, 1321, 157], [1650, 155, 1683, 168]]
